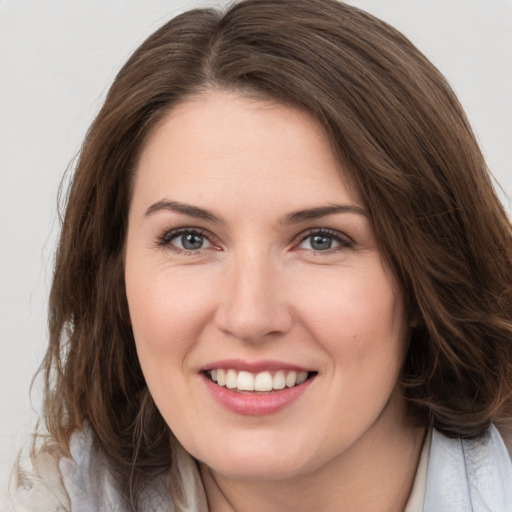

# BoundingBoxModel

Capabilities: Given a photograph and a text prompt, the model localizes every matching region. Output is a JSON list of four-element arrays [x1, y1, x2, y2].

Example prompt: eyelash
[[156, 227, 353, 254], [157, 228, 214, 254], [295, 229, 353, 253]]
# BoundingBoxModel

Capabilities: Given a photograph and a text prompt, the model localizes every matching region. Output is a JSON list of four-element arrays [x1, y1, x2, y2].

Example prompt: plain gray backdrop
[[1, 0, 511, 505]]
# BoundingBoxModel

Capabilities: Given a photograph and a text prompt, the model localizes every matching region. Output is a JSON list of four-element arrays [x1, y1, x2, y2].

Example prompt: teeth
[[207, 368, 311, 392], [254, 372, 273, 391], [237, 371, 255, 391], [226, 369, 237, 389], [297, 371, 308, 385], [285, 371, 297, 388], [273, 371, 286, 390]]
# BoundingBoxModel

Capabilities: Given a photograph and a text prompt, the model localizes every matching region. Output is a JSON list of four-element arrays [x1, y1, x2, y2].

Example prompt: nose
[[214, 251, 293, 343]]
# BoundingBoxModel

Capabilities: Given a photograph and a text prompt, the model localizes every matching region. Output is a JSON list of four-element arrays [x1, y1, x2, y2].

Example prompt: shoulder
[[496, 420, 512, 458], [424, 424, 512, 512], [9, 430, 183, 512], [10, 437, 71, 512], [9, 430, 126, 512]]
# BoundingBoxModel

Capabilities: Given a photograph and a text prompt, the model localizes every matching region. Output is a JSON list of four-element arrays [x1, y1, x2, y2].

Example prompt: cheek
[[291, 265, 407, 366], [294, 268, 407, 439], [124, 260, 217, 426], [125, 256, 216, 362]]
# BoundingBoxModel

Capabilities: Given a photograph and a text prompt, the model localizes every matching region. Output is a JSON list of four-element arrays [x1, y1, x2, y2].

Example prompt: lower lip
[[202, 374, 314, 416]]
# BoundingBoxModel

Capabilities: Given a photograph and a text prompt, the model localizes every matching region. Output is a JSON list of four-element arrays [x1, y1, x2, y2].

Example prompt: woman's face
[[125, 91, 410, 481]]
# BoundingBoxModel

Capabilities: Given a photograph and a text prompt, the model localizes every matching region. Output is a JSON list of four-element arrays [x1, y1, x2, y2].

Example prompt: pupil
[[312, 235, 332, 250], [182, 233, 203, 250]]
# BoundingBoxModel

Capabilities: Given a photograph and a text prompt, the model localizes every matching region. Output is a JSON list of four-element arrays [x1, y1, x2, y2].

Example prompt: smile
[[201, 362, 317, 415], [207, 369, 310, 392]]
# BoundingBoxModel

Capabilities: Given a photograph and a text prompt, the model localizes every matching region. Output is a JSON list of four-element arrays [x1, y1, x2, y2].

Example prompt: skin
[[125, 90, 425, 512]]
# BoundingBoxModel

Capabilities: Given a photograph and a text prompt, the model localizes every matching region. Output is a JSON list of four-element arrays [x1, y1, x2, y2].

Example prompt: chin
[[202, 457, 307, 482], [192, 435, 326, 482]]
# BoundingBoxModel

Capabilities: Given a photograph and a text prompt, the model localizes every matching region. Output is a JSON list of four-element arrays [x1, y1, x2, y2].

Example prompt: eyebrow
[[144, 200, 225, 224], [144, 199, 367, 225], [280, 204, 367, 225]]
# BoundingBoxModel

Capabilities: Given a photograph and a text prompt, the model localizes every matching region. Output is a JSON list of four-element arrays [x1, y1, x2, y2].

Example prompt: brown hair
[[41, 0, 512, 508]]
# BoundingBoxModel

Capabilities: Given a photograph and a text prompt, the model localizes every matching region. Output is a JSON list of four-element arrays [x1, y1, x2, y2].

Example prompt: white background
[[1, 0, 511, 505]]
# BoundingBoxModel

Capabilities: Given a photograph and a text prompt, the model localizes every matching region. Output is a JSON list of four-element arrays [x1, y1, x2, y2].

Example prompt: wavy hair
[[41, 0, 512, 509]]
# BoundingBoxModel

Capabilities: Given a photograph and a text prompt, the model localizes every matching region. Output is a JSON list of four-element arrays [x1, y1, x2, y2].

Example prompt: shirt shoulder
[[423, 424, 512, 512], [9, 439, 71, 512], [9, 430, 180, 512], [9, 430, 126, 512]]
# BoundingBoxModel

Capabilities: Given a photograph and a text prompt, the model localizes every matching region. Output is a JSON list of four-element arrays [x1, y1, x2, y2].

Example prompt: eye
[[160, 229, 212, 252], [297, 230, 352, 251]]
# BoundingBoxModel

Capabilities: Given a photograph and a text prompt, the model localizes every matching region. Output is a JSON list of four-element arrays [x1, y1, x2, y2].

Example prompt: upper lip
[[201, 359, 313, 373]]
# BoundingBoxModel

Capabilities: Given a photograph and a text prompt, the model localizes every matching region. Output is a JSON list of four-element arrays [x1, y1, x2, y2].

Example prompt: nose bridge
[[215, 246, 291, 341]]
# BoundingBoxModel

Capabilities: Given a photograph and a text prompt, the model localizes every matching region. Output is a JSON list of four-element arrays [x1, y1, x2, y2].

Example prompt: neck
[[200, 403, 426, 512]]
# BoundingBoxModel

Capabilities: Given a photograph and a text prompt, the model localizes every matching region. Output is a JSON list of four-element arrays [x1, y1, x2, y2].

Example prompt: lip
[[201, 362, 315, 416], [201, 358, 311, 373]]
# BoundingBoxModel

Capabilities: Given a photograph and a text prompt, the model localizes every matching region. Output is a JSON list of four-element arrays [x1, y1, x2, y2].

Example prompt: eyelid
[[155, 226, 353, 254], [157, 227, 220, 252], [293, 228, 353, 251]]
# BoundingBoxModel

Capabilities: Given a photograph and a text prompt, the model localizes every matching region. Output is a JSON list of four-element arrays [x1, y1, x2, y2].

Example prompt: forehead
[[132, 90, 362, 211]]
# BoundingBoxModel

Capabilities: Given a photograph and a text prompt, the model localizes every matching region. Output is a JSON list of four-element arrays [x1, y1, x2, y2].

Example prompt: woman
[[10, 0, 512, 510]]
